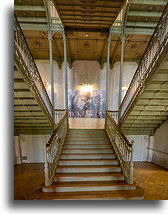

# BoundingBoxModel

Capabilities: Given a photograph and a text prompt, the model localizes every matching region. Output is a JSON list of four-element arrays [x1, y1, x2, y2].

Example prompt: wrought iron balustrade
[[119, 4, 168, 123], [108, 111, 118, 123], [105, 111, 134, 184], [14, 14, 54, 127], [55, 109, 67, 124], [44, 110, 68, 186]]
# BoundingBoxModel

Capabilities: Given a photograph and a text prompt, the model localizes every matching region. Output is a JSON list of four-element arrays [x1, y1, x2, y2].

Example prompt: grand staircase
[[33, 129, 145, 200]]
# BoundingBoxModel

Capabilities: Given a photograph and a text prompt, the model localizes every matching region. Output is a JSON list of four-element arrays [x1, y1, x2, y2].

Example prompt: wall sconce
[[44, 81, 50, 88], [122, 84, 129, 91]]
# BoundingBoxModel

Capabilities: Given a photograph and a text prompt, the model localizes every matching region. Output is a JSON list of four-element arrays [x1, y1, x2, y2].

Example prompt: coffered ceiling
[[53, 0, 125, 30], [14, 0, 167, 68]]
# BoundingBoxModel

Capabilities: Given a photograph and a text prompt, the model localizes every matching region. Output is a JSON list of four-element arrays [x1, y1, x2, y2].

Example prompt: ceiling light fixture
[[85, 33, 89, 37]]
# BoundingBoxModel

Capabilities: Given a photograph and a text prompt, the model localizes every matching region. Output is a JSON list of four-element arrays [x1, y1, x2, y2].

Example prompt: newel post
[[44, 143, 50, 186], [129, 140, 134, 184]]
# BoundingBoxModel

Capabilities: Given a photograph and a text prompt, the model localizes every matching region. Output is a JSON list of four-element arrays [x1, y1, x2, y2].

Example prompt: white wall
[[15, 135, 50, 163], [109, 61, 138, 110], [152, 120, 168, 169], [35, 60, 65, 109], [127, 135, 149, 161], [35, 60, 138, 111]]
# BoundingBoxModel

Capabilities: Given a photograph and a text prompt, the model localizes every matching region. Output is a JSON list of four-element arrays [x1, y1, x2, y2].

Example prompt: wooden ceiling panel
[[14, 0, 44, 6], [53, 0, 125, 30]]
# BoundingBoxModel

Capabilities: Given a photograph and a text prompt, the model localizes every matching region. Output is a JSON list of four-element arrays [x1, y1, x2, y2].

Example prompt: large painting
[[68, 89, 106, 118]]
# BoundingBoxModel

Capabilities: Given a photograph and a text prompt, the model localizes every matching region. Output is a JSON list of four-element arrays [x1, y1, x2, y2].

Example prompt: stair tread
[[33, 186, 145, 200], [59, 159, 118, 162], [54, 172, 124, 178], [65, 140, 109, 142], [57, 165, 120, 169], [44, 181, 135, 188], [64, 144, 111, 146], [61, 153, 116, 155], [62, 148, 113, 150]]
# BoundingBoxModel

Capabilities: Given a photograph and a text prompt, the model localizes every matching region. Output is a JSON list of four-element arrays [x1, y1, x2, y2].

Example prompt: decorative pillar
[[118, 33, 125, 122], [63, 32, 68, 110], [106, 32, 112, 111], [48, 30, 55, 108], [48, 30, 55, 126]]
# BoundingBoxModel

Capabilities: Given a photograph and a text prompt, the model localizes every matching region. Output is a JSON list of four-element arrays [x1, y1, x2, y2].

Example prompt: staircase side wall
[[152, 120, 168, 169]]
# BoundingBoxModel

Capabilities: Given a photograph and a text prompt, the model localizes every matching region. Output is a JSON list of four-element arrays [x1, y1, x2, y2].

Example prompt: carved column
[[118, 33, 125, 122], [106, 32, 112, 111]]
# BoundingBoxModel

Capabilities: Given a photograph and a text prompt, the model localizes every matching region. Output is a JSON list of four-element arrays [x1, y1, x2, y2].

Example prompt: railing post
[[44, 143, 50, 186]]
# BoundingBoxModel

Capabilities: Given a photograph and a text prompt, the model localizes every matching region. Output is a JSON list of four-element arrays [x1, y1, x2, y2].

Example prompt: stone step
[[65, 140, 110, 144], [65, 140, 109, 143], [65, 141, 111, 145], [58, 159, 119, 166], [60, 153, 117, 160], [54, 172, 124, 182], [69, 129, 105, 132], [62, 148, 114, 154], [66, 135, 108, 139], [34, 187, 145, 200], [56, 165, 121, 173], [42, 181, 135, 193], [63, 144, 112, 149]]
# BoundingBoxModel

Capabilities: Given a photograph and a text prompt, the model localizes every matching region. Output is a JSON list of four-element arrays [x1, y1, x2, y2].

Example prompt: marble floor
[[69, 118, 105, 129], [14, 162, 168, 200]]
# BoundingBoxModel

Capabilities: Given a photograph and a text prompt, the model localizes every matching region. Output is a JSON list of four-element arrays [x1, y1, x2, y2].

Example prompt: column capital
[[48, 30, 54, 40], [119, 33, 127, 41]]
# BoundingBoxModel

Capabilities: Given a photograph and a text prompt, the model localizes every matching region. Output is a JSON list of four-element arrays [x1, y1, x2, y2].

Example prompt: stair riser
[[62, 150, 114, 154], [43, 186, 135, 193], [56, 168, 121, 173], [60, 155, 116, 159], [63, 145, 112, 149], [58, 161, 118, 166], [54, 176, 124, 182]]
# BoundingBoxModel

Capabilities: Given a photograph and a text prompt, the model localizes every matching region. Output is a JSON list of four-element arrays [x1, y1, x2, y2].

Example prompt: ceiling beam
[[60, 14, 116, 19], [131, 0, 167, 5], [56, 3, 121, 9], [20, 23, 48, 31], [17, 17, 47, 23], [65, 27, 109, 32], [65, 22, 110, 26], [62, 18, 116, 22], [59, 9, 119, 14], [128, 10, 162, 17], [126, 21, 157, 28], [20, 23, 63, 31], [14, 5, 45, 12], [111, 26, 154, 35]]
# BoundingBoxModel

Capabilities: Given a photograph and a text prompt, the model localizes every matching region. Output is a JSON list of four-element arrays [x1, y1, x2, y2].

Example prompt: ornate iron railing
[[105, 111, 134, 184], [44, 110, 68, 186], [119, 4, 168, 123], [108, 111, 118, 123], [14, 14, 54, 127], [55, 109, 66, 124]]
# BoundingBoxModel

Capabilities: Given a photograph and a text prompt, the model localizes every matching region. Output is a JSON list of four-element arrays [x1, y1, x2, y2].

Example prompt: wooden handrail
[[147, 147, 168, 155], [107, 111, 132, 147]]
